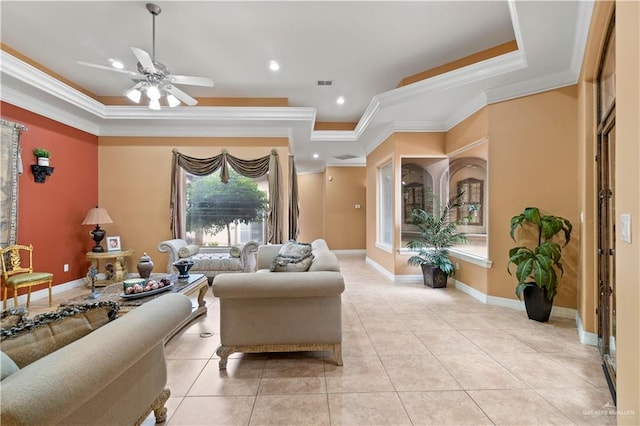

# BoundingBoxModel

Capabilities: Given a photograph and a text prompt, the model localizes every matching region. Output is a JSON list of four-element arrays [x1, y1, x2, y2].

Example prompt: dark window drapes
[[289, 155, 299, 240], [170, 148, 284, 244]]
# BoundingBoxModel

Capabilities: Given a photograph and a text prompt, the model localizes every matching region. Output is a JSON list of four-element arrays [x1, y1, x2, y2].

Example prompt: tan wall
[[615, 0, 640, 420], [297, 172, 325, 243], [486, 87, 579, 308], [98, 137, 289, 271], [576, 0, 614, 336], [445, 108, 489, 153], [323, 167, 366, 250], [452, 259, 488, 293]]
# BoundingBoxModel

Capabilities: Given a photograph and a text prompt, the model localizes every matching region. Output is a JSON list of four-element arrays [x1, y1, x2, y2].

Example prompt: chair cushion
[[6, 272, 53, 286], [270, 240, 314, 272], [0, 301, 119, 368]]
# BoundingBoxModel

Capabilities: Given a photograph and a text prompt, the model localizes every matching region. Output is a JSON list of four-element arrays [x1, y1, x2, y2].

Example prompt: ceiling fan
[[77, 2, 213, 109]]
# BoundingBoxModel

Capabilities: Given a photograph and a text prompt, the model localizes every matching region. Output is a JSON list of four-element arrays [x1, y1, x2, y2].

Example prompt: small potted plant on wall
[[33, 148, 51, 166], [406, 189, 468, 288], [507, 207, 572, 322]]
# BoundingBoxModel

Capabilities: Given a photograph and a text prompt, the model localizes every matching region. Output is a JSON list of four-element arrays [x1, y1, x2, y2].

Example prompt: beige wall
[[323, 167, 366, 250], [615, 0, 640, 420], [485, 87, 579, 308], [98, 137, 289, 271], [445, 108, 489, 153], [297, 172, 325, 243]]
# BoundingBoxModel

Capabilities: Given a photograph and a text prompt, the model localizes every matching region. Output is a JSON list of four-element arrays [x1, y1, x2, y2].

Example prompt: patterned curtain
[[288, 155, 299, 240], [170, 149, 284, 244], [0, 120, 25, 248]]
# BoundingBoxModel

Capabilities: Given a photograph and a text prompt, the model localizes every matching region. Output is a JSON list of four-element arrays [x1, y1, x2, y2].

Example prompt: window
[[378, 161, 393, 247], [457, 178, 483, 226], [184, 170, 268, 247]]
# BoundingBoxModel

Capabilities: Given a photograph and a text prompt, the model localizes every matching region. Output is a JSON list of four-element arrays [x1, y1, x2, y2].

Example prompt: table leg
[[114, 256, 125, 281]]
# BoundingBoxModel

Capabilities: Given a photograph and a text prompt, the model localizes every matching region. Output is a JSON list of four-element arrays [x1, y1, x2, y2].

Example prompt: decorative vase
[[137, 253, 154, 279], [173, 260, 194, 279]]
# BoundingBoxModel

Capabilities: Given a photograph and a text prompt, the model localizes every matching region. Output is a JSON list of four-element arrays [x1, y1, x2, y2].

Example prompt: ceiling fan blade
[[76, 61, 140, 76], [166, 85, 198, 106], [170, 75, 214, 87], [130, 47, 157, 73]]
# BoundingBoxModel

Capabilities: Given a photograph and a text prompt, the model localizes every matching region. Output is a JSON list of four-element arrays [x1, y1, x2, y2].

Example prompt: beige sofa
[[158, 239, 259, 282], [0, 293, 192, 426], [211, 239, 344, 369]]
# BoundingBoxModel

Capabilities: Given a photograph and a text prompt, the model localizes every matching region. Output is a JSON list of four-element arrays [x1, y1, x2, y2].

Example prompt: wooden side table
[[86, 249, 134, 287]]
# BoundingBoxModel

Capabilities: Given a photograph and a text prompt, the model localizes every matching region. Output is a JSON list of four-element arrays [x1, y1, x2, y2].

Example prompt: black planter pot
[[523, 285, 554, 322], [421, 264, 448, 288]]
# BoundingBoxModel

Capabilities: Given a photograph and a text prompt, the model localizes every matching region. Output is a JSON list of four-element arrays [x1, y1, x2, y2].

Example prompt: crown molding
[[485, 69, 577, 104], [0, 85, 101, 135], [445, 92, 488, 131]]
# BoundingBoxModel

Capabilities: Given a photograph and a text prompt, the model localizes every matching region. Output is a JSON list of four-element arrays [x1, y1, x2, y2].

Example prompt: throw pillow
[[229, 245, 241, 258], [0, 301, 119, 368], [0, 351, 19, 380], [270, 240, 314, 272], [178, 244, 200, 258]]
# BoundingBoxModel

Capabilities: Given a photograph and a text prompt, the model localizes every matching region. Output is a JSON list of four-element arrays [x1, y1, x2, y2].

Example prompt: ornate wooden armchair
[[1, 244, 53, 309]]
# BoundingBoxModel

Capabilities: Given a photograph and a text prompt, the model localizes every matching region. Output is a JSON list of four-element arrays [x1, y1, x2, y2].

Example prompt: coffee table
[[63, 273, 208, 340]]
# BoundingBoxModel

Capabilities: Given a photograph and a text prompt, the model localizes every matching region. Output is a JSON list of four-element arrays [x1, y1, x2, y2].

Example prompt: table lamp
[[82, 206, 113, 252]]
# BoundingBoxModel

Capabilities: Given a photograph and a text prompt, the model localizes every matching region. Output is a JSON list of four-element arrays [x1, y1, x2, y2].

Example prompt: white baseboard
[[452, 279, 577, 320], [364, 256, 396, 281], [3, 278, 87, 309], [334, 249, 366, 255], [576, 312, 599, 346]]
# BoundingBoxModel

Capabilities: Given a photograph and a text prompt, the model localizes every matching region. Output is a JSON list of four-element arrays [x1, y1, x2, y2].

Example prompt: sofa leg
[[333, 343, 343, 366], [152, 388, 171, 424], [216, 345, 233, 369], [135, 388, 170, 426]]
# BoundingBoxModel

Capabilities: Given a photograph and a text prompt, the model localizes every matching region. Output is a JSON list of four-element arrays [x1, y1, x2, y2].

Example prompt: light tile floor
[[30, 253, 615, 425]]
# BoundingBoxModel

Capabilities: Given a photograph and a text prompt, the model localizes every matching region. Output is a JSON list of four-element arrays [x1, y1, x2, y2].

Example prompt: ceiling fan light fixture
[[166, 94, 181, 107], [149, 98, 161, 110], [126, 87, 142, 103], [146, 85, 161, 100]]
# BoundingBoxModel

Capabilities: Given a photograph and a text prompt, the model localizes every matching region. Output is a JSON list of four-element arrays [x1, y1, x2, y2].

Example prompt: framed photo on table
[[106, 236, 121, 252]]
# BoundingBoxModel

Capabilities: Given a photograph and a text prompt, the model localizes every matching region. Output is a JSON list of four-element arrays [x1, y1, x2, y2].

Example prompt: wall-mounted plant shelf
[[31, 165, 54, 183]]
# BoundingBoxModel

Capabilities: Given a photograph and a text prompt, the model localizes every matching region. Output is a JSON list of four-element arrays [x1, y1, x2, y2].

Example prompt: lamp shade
[[82, 207, 113, 225]]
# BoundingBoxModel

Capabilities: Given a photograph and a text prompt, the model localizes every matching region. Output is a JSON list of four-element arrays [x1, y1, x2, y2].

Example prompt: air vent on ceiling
[[333, 154, 358, 160], [317, 80, 333, 86]]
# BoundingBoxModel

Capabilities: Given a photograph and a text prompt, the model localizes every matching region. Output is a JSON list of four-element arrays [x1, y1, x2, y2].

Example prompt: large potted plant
[[406, 189, 467, 288], [507, 207, 572, 322]]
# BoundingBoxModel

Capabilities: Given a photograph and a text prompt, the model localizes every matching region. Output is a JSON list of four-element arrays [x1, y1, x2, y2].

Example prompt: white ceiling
[[0, 1, 593, 173]]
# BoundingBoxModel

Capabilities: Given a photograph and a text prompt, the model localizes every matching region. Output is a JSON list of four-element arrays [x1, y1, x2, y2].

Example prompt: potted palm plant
[[406, 189, 467, 288], [507, 207, 572, 322]]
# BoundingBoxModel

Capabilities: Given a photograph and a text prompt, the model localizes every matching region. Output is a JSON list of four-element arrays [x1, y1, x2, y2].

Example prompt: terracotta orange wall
[[1, 102, 98, 295], [323, 166, 366, 250], [486, 86, 579, 308], [97, 137, 289, 273], [297, 172, 325, 243]]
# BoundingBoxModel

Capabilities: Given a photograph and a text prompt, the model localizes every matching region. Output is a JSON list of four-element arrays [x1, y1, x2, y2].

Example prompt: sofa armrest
[[241, 241, 259, 272], [158, 239, 189, 273], [0, 293, 192, 426], [212, 271, 344, 299]]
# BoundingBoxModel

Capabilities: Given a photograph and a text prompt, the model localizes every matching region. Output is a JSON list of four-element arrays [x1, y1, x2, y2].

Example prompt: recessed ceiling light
[[313, 153, 319, 159], [109, 59, 124, 69], [336, 96, 345, 105], [269, 60, 280, 71]]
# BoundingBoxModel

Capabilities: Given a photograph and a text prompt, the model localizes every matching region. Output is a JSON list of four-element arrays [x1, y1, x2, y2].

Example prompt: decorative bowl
[[123, 278, 146, 293], [172, 260, 195, 278]]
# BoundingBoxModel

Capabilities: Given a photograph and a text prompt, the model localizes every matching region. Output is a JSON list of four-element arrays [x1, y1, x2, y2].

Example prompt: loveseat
[[0, 293, 192, 425], [158, 239, 259, 283], [211, 239, 344, 369]]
